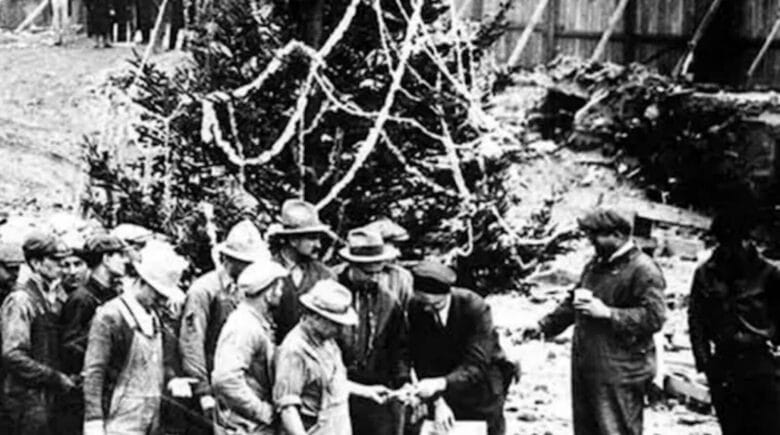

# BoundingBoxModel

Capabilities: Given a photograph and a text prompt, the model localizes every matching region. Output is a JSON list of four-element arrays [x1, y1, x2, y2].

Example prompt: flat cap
[[22, 231, 70, 259], [86, 234, 127, 254], [412, 260, 456, 294], [577, 208, 633, 236]]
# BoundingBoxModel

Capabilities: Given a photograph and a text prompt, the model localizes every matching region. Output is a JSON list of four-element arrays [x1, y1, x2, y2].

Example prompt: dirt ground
[[0, 31, 723, 435]]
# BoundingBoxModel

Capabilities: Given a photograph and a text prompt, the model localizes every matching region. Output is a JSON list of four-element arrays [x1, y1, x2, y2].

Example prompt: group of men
[[0, 199, 512, 435]]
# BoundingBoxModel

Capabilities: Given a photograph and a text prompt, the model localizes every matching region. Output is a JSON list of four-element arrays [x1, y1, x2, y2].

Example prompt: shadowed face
[[290, 234, 322, 259], [60, 255, 88, 290], [351, 261, 384, 285], [414, 291, 450, 312], [32, 255, 63, 284], [585, 230, 627, 258]]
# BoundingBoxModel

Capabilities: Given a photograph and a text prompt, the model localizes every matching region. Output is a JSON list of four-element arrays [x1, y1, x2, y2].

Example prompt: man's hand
[[358, 384, 391, 404], [433, 398, 455, 433], [200, 394, 216, 412], [414, 377, 447, 399], [168, 377, 197, 398], [573, 296, 612, 319], [57, 372, 78, 392]]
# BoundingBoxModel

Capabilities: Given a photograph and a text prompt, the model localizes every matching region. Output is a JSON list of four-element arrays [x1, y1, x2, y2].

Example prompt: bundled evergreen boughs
[[83, 0, 529, 292]]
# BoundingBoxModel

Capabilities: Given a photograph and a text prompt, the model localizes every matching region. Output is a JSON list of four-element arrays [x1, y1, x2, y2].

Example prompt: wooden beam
[[544, 0, 559, 62], [590, 0, 631, 63], [138, 0, 171, 73], [746, 8, 780, 83], [14, 0, 50, 33], [672, 0, 725, 79], [623, 0, 636, 63], [507, 0, 552, 67]]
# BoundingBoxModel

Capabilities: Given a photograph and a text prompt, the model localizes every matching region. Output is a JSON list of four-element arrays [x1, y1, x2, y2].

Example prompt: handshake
[[355, 377, 447, 405]]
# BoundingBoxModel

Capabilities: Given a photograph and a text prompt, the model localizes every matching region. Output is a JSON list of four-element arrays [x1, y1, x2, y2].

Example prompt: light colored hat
[[237, 260, 288, 296], [339, 228, 397, 263], [362, 218, 409, 243], [134, 240, 187, 302], [111, 224, 154, 245], [267, 200, 330, 237], [216, 220, 271, 263], [299, 279, 358, 326]]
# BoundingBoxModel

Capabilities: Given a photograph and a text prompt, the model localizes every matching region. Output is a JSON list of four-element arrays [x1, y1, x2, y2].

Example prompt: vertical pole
[[590, 0, 631, 63], [623, 0, 636, 63], [545, 0, 559, 61]]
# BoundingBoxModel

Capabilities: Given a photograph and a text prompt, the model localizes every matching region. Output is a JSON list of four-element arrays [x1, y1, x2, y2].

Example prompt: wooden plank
[[672, 0, 726, 78], [545, 0, 559, 61], [590, 0, 631, 62], [14, 0, 49, 32], [620, 197, 712, 230], [747, 7, 780, 82], [507, 0, 552, 67], [623, 0, 636, 62]]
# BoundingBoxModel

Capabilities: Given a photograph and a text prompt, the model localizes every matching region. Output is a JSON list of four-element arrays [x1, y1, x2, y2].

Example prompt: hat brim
[[216, 243, 270, 263], [299, 294, 358, 326], [135, 265, 185, 302], [242, 263, 289, 296], [267, 225, 332, 237], [338, 247, 398, 263]]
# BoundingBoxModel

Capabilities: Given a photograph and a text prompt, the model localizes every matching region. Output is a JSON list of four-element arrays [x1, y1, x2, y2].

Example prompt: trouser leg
[[572, 370, 599, 435], [575, 374, 646, 435]]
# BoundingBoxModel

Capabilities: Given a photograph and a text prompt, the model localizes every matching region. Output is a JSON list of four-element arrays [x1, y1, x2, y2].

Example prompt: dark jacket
[[408, 288, 506, 418], [60, 275, 120, 376], [1, 275, 70, 433], [337, 269, 409, 388], [688, 245, 780, 376], [540, 246, 666, 384], [179, 269, 241, 394], [273, 256, 333, 344]]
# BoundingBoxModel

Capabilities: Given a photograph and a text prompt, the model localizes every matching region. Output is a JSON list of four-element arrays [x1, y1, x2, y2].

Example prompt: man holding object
[[524, 208, 666, 435]]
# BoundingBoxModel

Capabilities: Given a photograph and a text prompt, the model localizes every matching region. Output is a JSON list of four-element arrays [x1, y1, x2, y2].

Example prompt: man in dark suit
[[407, 261, 509, 435]]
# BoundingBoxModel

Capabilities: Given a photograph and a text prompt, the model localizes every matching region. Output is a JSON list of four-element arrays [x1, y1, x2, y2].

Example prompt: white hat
[[339, 228, 397, 263], [216, 220, 271, 263], [237, 260, 288, 296], [134, 240, 187, 302], [299, 279, 358, 326], [111, 224, 154, 245], [266, 199, 330, 237]]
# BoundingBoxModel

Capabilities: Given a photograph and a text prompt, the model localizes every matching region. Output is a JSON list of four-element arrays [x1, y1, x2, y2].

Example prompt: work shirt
[[540, 246, 666, 383], [60, 274, 121, 375], [337, 268, 409, 387], [2, 274, 69, 393], [273, 322, 346, 429], [688, 244, 780, 375], [273, 255, 333, 343], [211, 303, 276, 433], [179, 268, 242, 394]]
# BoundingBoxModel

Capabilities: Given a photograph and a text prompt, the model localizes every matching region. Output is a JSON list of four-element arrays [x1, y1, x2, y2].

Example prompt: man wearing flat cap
[[336, 228, 410, 435], [407, 260, 510, 435], [273, 279, 391, 435], [267, 199, 334, 343], [179, 219, 270, 427], [57, 234, 128, 435], [58, 232, 90, 296], [1, 231, 78, 434], [211, 260, 288, 435], [83, 240, 188, 435], [525, 208, 666, 435]]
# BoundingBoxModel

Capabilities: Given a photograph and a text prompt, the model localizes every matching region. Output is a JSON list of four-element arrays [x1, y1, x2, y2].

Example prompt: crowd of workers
[[0, 198, 779, 435]]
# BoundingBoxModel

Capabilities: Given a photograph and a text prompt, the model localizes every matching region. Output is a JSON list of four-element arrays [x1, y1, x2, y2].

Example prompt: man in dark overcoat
[[688, 209, 780, 435], [525, 208, 666, 435]]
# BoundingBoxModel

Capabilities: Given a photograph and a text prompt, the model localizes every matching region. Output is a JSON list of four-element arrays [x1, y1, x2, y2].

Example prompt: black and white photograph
[[1, 0, 779, 434]]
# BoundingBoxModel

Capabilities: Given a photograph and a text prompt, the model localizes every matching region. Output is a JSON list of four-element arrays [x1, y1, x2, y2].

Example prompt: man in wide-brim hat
[[179, 219, 271, 427], [267, 199, 334, 343], [335, 228, 410, 435], [274, 279, 391, 435], [83, 240, 188, 435]]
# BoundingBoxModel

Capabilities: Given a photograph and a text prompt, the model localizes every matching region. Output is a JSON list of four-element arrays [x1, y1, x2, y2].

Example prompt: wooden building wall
[[464, 0, 780, 88]]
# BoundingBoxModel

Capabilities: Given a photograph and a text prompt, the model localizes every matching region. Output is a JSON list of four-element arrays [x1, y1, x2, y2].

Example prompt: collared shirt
[[279, 251, 303, 287], [121, 292, 157, 336], [273, 322, 344, 422], [607, 240, 635, 263], [438, 295, 452, 327]]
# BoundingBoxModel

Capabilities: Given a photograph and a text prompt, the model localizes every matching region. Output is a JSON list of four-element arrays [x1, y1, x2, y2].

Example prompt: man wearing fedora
[[83, 240, 188, 435], [274, 279, 391, 435], [407, 261, 510, 435], [179, 220, 270, 428], [267, 199, 334, 343], [336, 228, 410, 435], [211, 260, 288, 435], [58, 234, 129, 435], [1, 231, 78, 435]]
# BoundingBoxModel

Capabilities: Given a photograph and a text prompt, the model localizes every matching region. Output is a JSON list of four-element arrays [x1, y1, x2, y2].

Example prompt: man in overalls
[[336, 228, 409, 435], [211, 260, 288, 435], [274, 279, 391, 435], [1, 232, 78, 435], [267, 199, 334, 343], [689, 209, 780, 435], [83, 240, 188, 435], [179, 219, 270, 426]]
